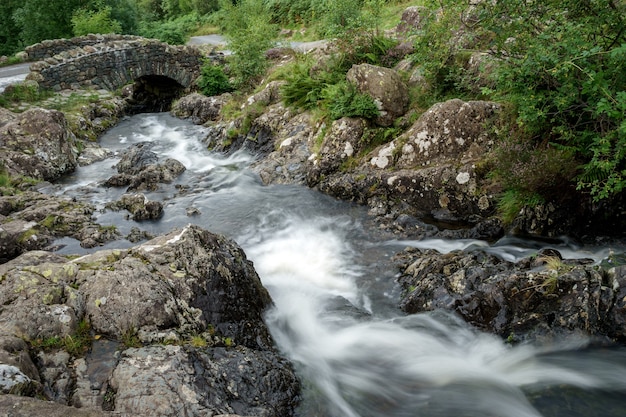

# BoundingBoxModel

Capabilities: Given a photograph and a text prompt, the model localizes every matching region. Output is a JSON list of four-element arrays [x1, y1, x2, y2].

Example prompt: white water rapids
[[47, 113, 626, 417]]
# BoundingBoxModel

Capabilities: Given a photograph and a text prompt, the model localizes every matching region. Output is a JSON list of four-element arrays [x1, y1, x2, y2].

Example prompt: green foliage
[[197, 61, 232, 96], [322, 81, 379, 120], [12, 0, 86, 45], [30, 319, 92, 357], [0, 82, 52, 107], [281, 57, 341, 110], [121, 326, 142, 348], [280, 55, 378, 121], [410, 0, 480, 98], [497, 189, 544, 225], [0, 0, 23, 56], [220, 0, 278, 88], [72, 6, 123, 36], [475, 0, 626, 201], [139, 12, 203, 44]]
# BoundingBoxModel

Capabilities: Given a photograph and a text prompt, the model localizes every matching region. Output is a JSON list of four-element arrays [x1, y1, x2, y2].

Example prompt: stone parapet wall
[[24, 34, 146, 61], [26, 39, 203, 91]]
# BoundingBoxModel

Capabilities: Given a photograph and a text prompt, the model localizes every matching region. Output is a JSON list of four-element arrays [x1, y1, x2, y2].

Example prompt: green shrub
[[197, 62, 232, 96], [476, 0, 626, 201], [220, 0, 278, 89], [72, 6, 122, 36], [280, 57, 341, 110], [322, 81, 379, 120], [0, 82, 51, 107]]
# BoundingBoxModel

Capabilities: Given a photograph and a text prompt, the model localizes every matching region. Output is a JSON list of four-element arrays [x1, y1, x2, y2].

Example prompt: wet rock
[[103, 143, 186, 191], [395, 248, 625, 342], [346, 63, 409, 127], [114, 142, 159, 175], [307, 117, 367, 185], [0, 191, 119, 262], [0, 108, 78, 181], [105, 193, 163, 220], [0, 225, 299, 415], [0, 395, 111, 416], [77, 142, 112, 166], [171, 92, 231, 125], [125, 226, 154, 243]]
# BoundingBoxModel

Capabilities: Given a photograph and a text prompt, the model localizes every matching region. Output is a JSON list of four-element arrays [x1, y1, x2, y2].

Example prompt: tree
[[221, 0, 277, 88], [13, 0, 88, 46], [476, 0, 626, 200], [0, 0, 22, 56], [72, 6, 123, 36]]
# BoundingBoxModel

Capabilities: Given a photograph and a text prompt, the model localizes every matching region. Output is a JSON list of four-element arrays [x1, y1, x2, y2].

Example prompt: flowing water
[[45, 113, 626, 417]]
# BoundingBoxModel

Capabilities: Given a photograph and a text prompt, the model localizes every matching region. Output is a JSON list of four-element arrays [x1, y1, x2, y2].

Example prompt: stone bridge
[[25, 35, 208, 106]]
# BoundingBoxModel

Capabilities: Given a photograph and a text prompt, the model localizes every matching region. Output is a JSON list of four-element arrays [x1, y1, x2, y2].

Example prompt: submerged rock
[[0, 225, 300, 416]]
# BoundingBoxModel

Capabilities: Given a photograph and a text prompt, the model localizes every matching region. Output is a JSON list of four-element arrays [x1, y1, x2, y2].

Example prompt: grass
[[121, 326, 142, 348], [497, 189, 544, 225], [30, 319, 92, 357]]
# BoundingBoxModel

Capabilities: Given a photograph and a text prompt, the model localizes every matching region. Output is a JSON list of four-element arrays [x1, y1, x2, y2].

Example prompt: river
[[44, 113, 626, 417]]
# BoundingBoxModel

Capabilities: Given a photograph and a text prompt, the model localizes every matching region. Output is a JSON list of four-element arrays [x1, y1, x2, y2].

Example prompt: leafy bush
[[475, 0, 626, 201], [139, 12, 202, 44], [72, 6, 122, 36], [0, 82, 51, 107], [220, 0, 278, 89], [322, 81, 379, 120], [281, 57, 342, 110], [197, 62, 232, 96]]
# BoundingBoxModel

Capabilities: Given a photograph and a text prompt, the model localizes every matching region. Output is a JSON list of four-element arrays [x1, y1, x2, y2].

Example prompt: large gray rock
[[103, 142, 186, 191], [110, 345, 299, 416], [0, 191, 119, 263], [0, 108, 78, 181], [386, 99, 500, 169], [395, 248, 625, 343], [171, 92, 231, 125], [0, 225, 300, 416], [346, 63, 409, 127]]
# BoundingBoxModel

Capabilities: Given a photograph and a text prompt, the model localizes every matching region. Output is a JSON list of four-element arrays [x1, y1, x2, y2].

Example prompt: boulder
[[103, 142, 186, 191], [390, 99, 500, 169], [396, 6, 430, 34], [250, 110, 319, 185], [0, 191, 119, 263], [395, 248, 624, 343], [307, 117, 367, 185], [110, 345, 299, 416], [0, 225, 300, 416], [171, 92, 231, 125], [105, 193, 163, 220], [0, 108, 78, 181], [346, 63, 409, 127]]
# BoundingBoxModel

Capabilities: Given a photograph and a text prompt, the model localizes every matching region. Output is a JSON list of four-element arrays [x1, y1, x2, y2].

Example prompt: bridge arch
[[27, 37, 204, 93]]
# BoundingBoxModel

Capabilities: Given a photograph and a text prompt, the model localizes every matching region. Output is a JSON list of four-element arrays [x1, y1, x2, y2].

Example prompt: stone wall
[[26, 39, 203, 91], [25, 34, 145, 61]]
